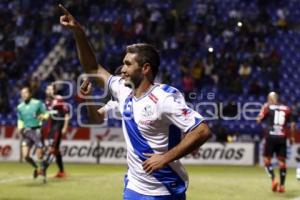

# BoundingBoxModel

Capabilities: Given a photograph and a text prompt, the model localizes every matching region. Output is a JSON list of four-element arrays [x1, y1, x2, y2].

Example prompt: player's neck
[[24, 98, 31, 104], [134, 79, 153, 98], [46, 95, 54, 100]]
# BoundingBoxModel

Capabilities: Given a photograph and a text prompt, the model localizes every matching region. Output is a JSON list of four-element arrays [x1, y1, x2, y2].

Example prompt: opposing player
[[60, 5, 211, 199], [256, 92, 296, 193], [44, 83, 70, 178], [17, 86, 49, 182]]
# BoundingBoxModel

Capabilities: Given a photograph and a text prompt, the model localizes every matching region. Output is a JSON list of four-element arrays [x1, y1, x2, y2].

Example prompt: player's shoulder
[[55, 95, 63, 99], [108, 76, 131, 96], [153, 84, 180, 96], [17, 102, 24, 109], [269, 104, 290, 112], [31, 98, 42, 104], [151, 84, 183, 104], [54, 95, 64, 102], [109, 75, 124, 86], [280, 104, 291, 112]]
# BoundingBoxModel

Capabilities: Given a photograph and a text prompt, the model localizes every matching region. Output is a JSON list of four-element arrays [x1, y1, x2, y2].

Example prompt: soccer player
[[256, 92, 296, 193], [59, 5, 211, 200], [44, 83, 70, 178], [17, 86, 49, 181]]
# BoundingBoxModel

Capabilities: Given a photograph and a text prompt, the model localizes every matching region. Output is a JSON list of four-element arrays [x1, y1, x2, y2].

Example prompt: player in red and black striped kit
[[44, 84, 70, 178], [257, 92, 296, 193]]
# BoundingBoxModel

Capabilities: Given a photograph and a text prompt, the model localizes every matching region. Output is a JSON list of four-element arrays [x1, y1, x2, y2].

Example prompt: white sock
[[296, 166, 300, 179]]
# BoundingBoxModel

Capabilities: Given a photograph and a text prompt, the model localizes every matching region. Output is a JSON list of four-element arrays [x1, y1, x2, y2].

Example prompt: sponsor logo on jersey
[[138, 120, 155, 126], [142, 105, 154, 117]]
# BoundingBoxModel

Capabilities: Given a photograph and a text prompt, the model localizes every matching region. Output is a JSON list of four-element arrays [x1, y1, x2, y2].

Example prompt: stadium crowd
[[0, 0, 299, 141]]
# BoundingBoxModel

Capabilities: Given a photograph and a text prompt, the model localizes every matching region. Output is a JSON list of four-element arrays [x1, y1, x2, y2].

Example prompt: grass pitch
[[0, 162, 299, 200]]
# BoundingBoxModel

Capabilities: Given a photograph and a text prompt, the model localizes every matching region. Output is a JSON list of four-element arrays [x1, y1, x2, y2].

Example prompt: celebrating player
[[256, 92, 296, 193], [17, 86, 49, 182], [59, 4, 211, 200], [44, 83, 70, 178]]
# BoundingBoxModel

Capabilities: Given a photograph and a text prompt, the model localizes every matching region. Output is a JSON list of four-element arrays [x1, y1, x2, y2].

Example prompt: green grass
[[0, 162, 299, 200]]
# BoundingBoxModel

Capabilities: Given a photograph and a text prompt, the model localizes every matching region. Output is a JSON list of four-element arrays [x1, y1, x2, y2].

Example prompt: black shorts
[[264, 136, 287, 158], [48, 123, 63, 149], [21, 128, 44, 148]]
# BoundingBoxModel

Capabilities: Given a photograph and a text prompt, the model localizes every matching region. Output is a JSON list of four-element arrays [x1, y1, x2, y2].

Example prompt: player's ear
[[142, 63, 151, 76]]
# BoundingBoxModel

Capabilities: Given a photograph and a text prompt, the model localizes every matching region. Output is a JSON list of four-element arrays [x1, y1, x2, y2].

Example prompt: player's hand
[[191, 148, 200, 157], [142, 153, 168, 174], [62, 127, 68, 135], [289, 137, 296, 145], [17, 128, 24, 136], [256, 117, 261, 124], [80, 79, 92, 95], [58, 4, 81, 31], [37, 114, 45, 121]]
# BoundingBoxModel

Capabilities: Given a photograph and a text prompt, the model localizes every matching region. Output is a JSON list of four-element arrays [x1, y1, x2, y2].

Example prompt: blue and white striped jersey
[[107, 75, 205, 196]]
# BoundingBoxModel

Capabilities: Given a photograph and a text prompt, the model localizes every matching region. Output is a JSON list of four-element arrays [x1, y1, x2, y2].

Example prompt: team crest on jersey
[[180, 108, 192, 119], [142, 105, 154, 117]]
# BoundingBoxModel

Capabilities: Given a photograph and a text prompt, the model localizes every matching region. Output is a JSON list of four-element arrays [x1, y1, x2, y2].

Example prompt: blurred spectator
[[0, 0, 293, 139], [191, 59, 204, 85], [182, 72, 195, 102], [0, 67, 10, 113], [238, 62, 252, 78], [276, 8, 287, 28], [155, 69, 171, 84], [213, 123, 228, 143]]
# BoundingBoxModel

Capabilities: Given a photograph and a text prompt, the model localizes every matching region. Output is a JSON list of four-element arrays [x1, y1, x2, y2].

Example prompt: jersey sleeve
[[38, 101, 49, 119], [161, 92, 205, 133], [102, 100, 119, 113], [107, 75, 123, 100], [17, 107, 24, 129], [288, 107, 297, 123]]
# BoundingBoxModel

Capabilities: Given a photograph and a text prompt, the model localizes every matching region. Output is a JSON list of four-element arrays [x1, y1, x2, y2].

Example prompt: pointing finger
[[58, 4, 71, 16], [81, 79, 90, 90], [87, 82, 92, 91]]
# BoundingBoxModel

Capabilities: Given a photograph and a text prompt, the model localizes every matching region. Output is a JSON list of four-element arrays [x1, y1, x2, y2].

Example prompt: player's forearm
[[17, 119, 24, 130], [73, 27, 111, 87], [162, 123, 211, 164], [86, 102, 105, 124], [73, 27, 98, 73], [62, 114, 70, 130], [291, 122, 297, 139]]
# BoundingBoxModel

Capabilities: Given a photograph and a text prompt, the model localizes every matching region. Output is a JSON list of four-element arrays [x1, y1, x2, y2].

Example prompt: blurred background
[[1, 1, 300, 199], [0, 0, 300, 143]]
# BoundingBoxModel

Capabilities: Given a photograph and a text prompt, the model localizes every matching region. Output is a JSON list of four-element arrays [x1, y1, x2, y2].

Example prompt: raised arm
[[59, 4, 111, 87]]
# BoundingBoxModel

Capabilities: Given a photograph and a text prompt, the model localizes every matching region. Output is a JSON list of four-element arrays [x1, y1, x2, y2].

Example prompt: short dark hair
[[21, 85, 31, 93], [126, 43, 160, 80], [49, 83, 57, 94]]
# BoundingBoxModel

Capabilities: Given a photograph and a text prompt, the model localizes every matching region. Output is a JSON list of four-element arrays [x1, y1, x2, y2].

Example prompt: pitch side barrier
[[1, 139, 299, 166], [0, 139, 255, 166]]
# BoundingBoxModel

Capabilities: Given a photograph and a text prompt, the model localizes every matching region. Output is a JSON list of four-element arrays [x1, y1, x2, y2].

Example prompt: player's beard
[[124, 74, 143, 90]]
